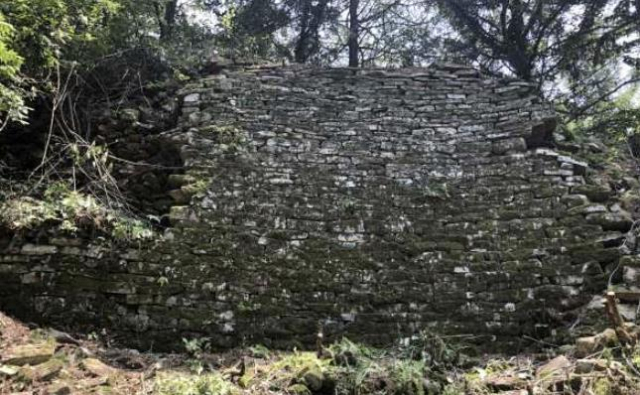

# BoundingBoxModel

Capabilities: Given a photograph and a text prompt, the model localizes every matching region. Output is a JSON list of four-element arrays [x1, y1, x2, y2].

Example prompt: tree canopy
[[0, 1, 638, 127]]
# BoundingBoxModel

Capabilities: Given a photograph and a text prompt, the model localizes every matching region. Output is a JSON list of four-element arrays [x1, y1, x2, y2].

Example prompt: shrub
[[154, 371, 236, 395]]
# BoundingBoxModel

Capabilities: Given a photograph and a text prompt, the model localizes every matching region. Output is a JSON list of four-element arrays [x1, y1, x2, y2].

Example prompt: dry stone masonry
[[0, 64, 631, 350]]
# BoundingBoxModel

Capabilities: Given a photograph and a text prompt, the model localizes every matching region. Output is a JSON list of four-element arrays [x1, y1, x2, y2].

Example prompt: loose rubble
[[3, 309, 640, 394]]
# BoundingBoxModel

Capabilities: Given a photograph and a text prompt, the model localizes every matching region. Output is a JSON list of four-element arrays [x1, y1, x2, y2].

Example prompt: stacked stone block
[[0, 64, 629, 350]]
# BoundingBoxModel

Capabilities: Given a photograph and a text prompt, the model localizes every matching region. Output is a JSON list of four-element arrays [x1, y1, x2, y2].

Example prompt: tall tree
[[348, 0, 359, 67], [320, 0, 430, 67], [356, 1, 442, 67], [213, 0, 290, 60], [156, 0, 179, 40], [290, 0, 335, 63], [434, 0, 610, 85]]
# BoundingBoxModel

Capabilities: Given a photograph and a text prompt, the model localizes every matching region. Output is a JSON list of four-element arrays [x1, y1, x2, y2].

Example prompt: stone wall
[[0, 64, 631, 351]]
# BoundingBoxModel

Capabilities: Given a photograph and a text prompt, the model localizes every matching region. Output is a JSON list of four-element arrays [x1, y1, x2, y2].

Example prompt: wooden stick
[[612, 291, 640, 302], [605, 291, 636, 346], [316, 322, 324, 358], [606, 292, 625, 327]]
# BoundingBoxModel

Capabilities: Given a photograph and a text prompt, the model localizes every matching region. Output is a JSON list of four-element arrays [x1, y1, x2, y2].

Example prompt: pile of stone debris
[[462, 330, 640, 394], [0, 311, 158, 394], [461, 291, 640, 395], [2, 307, 640, 395]]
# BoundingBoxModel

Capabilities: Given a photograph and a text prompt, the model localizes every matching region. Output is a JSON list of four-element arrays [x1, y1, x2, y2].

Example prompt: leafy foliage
[[154, 371, 236, 395], [434, 0, 608, 82], [0, 13, 26, 126], [0, 181, 153, 241], [326, 337, 460, 395], [396, 330, 471, 369], [0, 0, 121, 125], [1, 0, 639, 131], [433, 0, 640, 130]]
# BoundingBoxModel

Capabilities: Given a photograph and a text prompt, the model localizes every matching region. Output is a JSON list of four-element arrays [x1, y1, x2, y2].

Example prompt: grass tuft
[[154, 371, 236, 395]]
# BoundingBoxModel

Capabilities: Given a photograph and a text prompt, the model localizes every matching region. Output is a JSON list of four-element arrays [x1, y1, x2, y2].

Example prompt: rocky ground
[[2, 310, 640, 395]]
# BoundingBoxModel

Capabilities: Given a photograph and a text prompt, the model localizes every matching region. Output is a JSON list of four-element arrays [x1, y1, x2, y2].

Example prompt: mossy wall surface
[[0, 65, 628, 350]]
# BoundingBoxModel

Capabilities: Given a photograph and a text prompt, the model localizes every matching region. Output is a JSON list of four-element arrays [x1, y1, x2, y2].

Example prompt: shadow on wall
[[526, 118, 557, 149]]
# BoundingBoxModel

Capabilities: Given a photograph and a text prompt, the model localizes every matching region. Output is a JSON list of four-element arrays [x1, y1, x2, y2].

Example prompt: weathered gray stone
[[574, 359, 607, 374], [2, 341, 56, 366], [586, 211, 633, 231], [118, 108, 140, 122], [491, 138, 527, 154], [536, 355, 571, 379], [20, 244, 57, 255], [0, 64, 628, 352], [81, 358, 116, 377], [0, 365, 19, 377], [575, 329, 617, 358], [183, 93, 200, 103]]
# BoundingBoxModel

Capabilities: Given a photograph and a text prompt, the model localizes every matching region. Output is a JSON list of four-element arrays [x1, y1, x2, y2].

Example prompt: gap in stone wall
[[526, 118, 557, 149]]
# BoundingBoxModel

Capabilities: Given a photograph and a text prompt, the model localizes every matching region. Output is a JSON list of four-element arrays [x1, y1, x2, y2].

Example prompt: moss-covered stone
[[0, 65, 628, 351], [287, 384, 312, 395], [3, 340, 56, 366], [572, 184, 612, 202]]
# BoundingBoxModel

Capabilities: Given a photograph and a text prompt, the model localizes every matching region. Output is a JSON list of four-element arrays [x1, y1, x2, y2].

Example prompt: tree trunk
[[348, 0, 359, 67], [160, 0, 178, 40], [295, 0, 330, 63], [294, 0, 312, 63]]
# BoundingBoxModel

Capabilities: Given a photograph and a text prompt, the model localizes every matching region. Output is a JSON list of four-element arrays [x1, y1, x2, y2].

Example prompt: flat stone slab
[[0, 364, 19, 377], [3, 341, 56, 366], [81, 358, 117, 377], [536, 355, 572, 379], [18, 358, 64, 382]]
